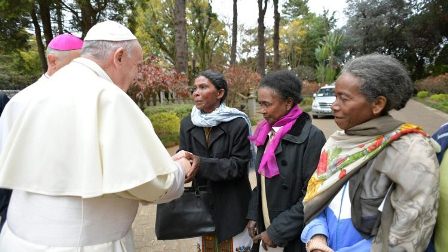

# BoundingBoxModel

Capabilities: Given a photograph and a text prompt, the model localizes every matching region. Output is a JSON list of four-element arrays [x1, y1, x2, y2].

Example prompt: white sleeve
[[116, 161, 185, 203], [156, 162, 185, 203]]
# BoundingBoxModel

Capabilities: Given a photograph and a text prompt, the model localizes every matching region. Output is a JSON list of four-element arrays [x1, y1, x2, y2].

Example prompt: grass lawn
[[414, 97, 448, 114]]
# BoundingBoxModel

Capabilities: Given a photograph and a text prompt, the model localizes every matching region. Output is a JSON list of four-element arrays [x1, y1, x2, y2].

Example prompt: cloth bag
[[155, 184, 215, 240]]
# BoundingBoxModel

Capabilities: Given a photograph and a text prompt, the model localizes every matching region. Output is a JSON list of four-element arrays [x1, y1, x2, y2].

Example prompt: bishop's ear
[[47, 54, 57, 67]]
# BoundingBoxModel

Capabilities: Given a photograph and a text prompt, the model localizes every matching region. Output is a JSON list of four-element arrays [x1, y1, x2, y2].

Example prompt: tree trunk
[[76, 0, 97, 37], [273, 0, 280, 70], [230, 0, 238, 65], [37, 0, 53, 46], [55, 0, 64, 34], [257, 0, 268, 76], [31, 3, 47, 73], [174, 0, 188, 75]]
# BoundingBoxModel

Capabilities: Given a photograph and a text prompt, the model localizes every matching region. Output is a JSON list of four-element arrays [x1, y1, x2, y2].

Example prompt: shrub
[[415, 73, 448, 94], [429, 94, 448, 103], [128, 56, 189, 109], [144, 104, 193, 120], [295, 65, 316, 81], [302, 80, 320, 96], [224, 66, 261, 108], [148, 112, 180, 147], [416, 91, 429, 98], [300, 96, 313, 112]]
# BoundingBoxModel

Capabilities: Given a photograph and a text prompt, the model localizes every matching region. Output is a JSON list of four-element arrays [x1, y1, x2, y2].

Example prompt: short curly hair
[[259, 70, 303, 104], [341, 54, 413, 112]]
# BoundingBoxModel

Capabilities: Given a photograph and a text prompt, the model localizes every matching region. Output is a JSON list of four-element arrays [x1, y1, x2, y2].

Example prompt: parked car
[[311, 84, 336, 118]]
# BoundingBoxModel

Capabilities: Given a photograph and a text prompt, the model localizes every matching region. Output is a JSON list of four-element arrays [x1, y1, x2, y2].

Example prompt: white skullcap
[[84, 20, 137, 41]]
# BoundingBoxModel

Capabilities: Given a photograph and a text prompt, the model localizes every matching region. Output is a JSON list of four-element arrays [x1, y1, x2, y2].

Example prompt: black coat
[[247, 113, 326, 252], [179, 115, 252, 242]]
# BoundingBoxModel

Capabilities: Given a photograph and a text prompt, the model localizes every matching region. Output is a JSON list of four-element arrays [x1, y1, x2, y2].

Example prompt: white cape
[[0, 74, 48, 152], [0, 58, 176, 197]]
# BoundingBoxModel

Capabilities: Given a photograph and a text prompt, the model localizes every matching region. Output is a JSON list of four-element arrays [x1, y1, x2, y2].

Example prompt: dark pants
[[0, 188, 11, 231]]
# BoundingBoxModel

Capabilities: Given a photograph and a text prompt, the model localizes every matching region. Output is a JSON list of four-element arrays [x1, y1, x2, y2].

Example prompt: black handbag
[[155, 184, 215, 240]]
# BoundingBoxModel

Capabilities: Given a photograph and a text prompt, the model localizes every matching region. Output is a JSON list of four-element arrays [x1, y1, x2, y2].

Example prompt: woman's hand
[[253, 231, 276, 250], [305, 235, 333, 252], [246, 220, 257, 238]]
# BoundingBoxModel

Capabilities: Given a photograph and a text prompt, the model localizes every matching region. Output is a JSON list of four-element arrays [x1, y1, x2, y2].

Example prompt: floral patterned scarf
[[304, 121, 428, 203]]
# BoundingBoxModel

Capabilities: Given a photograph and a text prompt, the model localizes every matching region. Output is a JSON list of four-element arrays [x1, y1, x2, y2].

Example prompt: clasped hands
[[171, 150, 200, 183]]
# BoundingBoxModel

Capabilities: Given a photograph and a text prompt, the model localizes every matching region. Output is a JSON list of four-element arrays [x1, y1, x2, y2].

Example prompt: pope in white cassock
[[0, 21, 190, 251]]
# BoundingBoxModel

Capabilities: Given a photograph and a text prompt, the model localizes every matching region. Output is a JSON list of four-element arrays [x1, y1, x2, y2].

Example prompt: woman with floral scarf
[[301, 54, 440, 252]]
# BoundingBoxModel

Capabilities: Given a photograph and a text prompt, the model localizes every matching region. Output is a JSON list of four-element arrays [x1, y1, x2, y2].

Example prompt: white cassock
[[0, 57, 185, 251]]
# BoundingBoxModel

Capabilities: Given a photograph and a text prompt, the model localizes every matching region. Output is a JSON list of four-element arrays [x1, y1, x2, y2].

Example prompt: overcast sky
[[210, 0, 348, 28]]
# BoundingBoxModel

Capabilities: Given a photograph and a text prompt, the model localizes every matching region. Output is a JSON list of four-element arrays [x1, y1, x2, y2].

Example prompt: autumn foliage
[[415, 73, 448, 94], [223, 66, 261, 107], [127, 56, 189, 109]]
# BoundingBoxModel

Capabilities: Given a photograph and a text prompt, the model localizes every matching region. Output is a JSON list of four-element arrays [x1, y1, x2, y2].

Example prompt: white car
[[311, 84, 336, 118]]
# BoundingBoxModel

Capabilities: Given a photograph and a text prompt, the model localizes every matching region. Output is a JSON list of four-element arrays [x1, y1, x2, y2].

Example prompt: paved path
[[132, 99, 448, 251]]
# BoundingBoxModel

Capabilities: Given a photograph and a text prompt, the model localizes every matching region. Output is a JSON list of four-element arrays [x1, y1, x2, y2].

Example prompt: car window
[[316, 87, 335, 97]]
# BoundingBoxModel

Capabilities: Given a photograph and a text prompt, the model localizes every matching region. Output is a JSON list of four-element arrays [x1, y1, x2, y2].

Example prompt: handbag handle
[[186, 179, 207, 196]]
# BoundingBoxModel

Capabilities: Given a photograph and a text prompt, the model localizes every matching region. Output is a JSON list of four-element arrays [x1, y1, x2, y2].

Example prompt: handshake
[[172, 150, 199, 183]]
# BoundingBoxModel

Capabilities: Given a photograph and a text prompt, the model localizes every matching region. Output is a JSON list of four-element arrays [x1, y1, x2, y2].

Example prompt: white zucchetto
[[84, 20, 137, 41]]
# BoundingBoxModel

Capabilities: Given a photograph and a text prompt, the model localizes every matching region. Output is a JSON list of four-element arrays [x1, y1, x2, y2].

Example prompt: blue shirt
[[301, 183, 372, 251], [433, 122, 448, 163]]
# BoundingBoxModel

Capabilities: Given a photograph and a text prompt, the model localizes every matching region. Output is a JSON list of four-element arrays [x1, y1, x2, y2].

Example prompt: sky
[[210, 0, 348, 29]]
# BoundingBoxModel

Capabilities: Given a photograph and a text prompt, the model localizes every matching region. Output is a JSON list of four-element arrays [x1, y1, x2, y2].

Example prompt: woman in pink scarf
[[246, 70, 326, 252]]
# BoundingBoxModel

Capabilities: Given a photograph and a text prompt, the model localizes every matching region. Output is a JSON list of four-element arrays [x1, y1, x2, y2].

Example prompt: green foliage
[[282, 0, 309, 20], [135, 0, 228, 77], [429, 94, 448, 103], [0, 0, 32, 53], [417, 94, 448, 114], [135, 0, 176, 64], [147, 112, 181, 147], [315, 32, 343, 83], [343, 0, 448, 79], [298, 12, 336, 67], [18, 49, 41, 75], [299, 96, 313, 112], [144, 104, 193, 121], [277, 12, 336, 70], [416, 91, 429, 99], [294, 65, 316, 81], [415, 74, 448, 114], [432, 46, 448, 76], [0, 37, 42, 90], [188, 0, 228, 74]]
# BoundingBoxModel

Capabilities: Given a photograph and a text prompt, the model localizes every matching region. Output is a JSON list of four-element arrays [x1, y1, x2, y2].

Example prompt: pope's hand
[[175, 157, 192, 178], [172, 150, 191, 161], [172, 150, 199, 183]]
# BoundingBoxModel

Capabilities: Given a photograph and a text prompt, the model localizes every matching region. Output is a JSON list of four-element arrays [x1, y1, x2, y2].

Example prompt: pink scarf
[[249, 106, 303, 178]]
